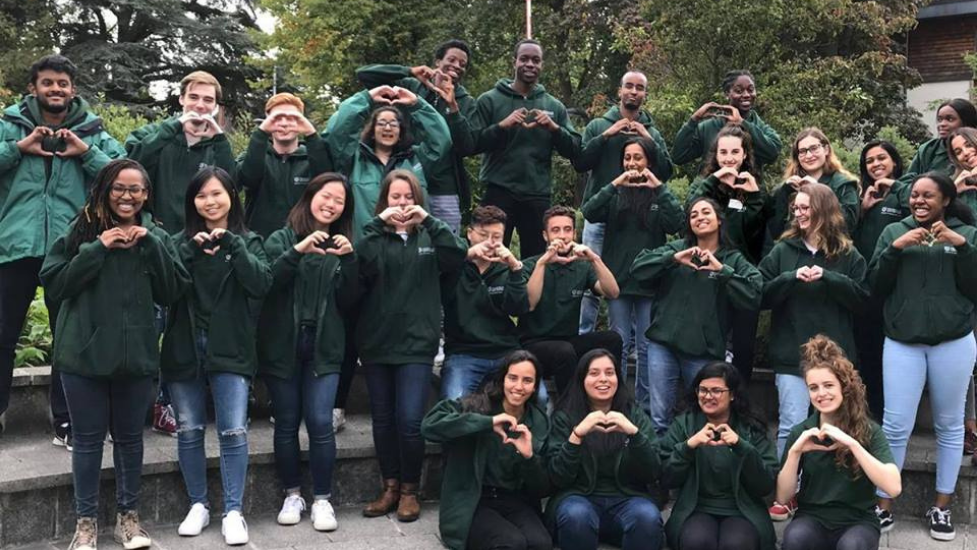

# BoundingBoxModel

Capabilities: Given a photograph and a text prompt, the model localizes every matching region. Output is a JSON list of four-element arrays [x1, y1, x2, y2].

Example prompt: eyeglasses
[[797, 143, 825, 158], [697, 386, 731, 398], [374, 120, 401, 129], [110, 185, 147, 198], [791, 204, 811, 214]]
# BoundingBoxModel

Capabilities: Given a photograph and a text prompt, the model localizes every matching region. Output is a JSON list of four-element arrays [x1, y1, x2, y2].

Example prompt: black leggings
[[678, 512, 759, 550], [481, 184, 549, 259], [467, 492, 552, 550], [523, 331, 623, 396], [782, 516, 879, 550]]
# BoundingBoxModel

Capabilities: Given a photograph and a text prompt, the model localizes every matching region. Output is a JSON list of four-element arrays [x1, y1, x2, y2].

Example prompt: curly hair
[[779, 182, 853, 260], [800, 335, 873, 478]]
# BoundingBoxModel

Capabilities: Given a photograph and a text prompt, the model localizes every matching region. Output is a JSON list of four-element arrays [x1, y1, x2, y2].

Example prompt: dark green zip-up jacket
[[125, 117, 236, 234], [257, 227, 360, 379], [660, 411, 778, 550], [671, 110, 782, 172], [869, 216, 977, 345], [160, 231, 272, 381], [518, 256, 598, 342], [854, 180, 910, 263], [765, 171, 860, 254], [759, 238, 868, 374], [235, 129, 333, 238], [631, 240, 762, 358], [573, 106, 673, 204], [442, 261, 529, 358], [356, 216, 467, 365], [686, 175, 766, 263], [581, 183, 684, 296], [40, 212, 189, 378], [904, 137, 953, 181], [0, 97, 126, 264], [422, 400, 550, 550]]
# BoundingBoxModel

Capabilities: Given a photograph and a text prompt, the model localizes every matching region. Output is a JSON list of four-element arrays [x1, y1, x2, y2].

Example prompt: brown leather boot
[[397, 483, 421, 522], [363, 479, 400, 517]]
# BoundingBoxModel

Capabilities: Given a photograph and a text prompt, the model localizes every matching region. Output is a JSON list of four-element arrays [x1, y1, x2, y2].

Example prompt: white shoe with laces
[[277, 494, 306, 525], [311, 499, 339, 531], [177, 503, 210, 536], [222, 511, 249, 545]]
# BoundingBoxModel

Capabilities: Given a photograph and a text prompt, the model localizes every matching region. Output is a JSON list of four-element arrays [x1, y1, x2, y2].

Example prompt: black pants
[[729, 307, 758, 383], [467, 491, 552, 550], [853, 302, 885, 422], [524, 331, 623, 397], [481, 185, 549, 259], [781, 516, 879, 550], [678, 512, 759, 550], [0, 257, 68, 425]]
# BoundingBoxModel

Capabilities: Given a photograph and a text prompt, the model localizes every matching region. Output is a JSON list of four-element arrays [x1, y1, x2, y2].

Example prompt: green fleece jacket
[[442, 261, 529, 358], [573, 106, 673, 204], [686, 174, 766, 263], [671, 110, 782, 171], [765, 171, 860, 254], [458, 79, 581, 199], [160, 231, 272, 381], [759, 239, 868, 374], [422, 400, 550, 550], [660, 411, 778, 550], [0, 97, 126, 263], [125, 117, 236, 234], [257, 227, 360, 379], [854, 180, 911, 262], [39, 212, 189, 378], [356, 216, 467, 365], [904, 137, 953, 180], [235, 129, 333, 238], [631, 240, 762, 358], [869, 216, 977, 345], [581, 184, 684, 296]]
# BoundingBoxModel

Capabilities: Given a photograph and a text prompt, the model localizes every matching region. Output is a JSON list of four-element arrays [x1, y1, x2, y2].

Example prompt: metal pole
[[526, 0, 532, 38]]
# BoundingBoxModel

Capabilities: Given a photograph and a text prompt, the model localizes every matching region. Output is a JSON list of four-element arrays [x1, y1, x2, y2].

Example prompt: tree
[[0, 0, 57, 105]]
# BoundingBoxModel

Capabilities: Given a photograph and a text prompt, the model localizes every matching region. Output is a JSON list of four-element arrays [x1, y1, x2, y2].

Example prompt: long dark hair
[[857, 140, 904, 191], [183, 167, 245, 237], [913, 171, 976, 226], [360, 106, 414, 153], [615, 137, 661, 231], [67, 159, 151, 256], [556, 349, 633, 456], [680, 361, 766, 432], [286, 172, 355, 239], [460, 350, 542, 414], [938, 98, 977, 131], [682, 197, 731, 249], [700, 125, 758, 179]]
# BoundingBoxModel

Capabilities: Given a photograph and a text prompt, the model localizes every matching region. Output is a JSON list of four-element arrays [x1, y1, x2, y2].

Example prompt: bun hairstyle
[[800, 335, 873, 477]]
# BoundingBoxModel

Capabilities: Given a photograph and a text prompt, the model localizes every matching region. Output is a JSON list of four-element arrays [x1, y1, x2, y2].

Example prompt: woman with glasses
[[659, 362, 777, 550]]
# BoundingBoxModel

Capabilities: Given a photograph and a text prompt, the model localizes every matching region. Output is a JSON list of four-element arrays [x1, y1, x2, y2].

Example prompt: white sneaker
[[277, 494, 306, 525], [222, 511, 249, 545], [311, 499, 339, 531], [177, 503, 210, 536], [332, 409, 346, 433]]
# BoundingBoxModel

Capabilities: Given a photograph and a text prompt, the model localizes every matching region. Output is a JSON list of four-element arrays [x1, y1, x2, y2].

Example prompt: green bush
[[15, 289, 52, 368]]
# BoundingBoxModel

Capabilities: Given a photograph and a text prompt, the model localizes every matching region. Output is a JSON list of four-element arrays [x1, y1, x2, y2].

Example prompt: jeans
[[781, 515, 879, 550], [467, 492, 552, 550], [263, 326, 339, 498], [364, 362, 432, 483], [646, 341, 712, 433], [578, 221, 605, 334], [441, 354, 505, 400], [607, 296, 653, 390], [481, 185, 549, 259], [878, 334, 976, 497], [168, 331, 250, 512], [554, 495, 663, 550], [429, 194, 462, 235], [61, 372, 154, 517], [679, 512, 759, 550], [776, 373, 811, 458]]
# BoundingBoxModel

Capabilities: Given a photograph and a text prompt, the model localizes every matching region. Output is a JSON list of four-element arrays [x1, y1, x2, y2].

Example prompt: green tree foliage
[[0, 0, 57, 105]]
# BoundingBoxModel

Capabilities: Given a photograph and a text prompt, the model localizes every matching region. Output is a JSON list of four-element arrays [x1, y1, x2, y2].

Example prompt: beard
[[38, 95, 69, 114]]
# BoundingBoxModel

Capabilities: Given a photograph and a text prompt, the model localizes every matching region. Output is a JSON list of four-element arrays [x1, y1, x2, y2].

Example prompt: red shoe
[[769, 498, 797, 521], [152, 403, 178, 437]]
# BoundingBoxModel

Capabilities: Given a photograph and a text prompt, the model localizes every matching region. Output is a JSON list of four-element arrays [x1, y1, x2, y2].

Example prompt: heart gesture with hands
[[930, 220, 967, 247], [674, 247, 723, 272], [294, 231, 353, 256], [193, 227, 227, 255], [99, 226, 148, 250], [891, 227, 931, 250], [687, 423, 740, 449], [795, 265, 824, 283], [492, 413, 534, 457], [573, 410, 639, 438], [379, 205, 428, 228], [17, 126, 55, 157], [180, 112, 222, 138], [692, 102, 741, 124], [790, 426, 841, 455], [541, 238, 575, 265]]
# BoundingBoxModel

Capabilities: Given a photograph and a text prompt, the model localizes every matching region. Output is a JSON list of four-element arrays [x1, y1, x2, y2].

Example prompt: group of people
[[0, 32, 976, 550]]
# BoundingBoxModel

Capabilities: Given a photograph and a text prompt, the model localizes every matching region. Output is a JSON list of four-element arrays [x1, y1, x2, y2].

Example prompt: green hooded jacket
[[686, 175, 766, 263], [442, 261, 529, 358], [759, 238, 868, 374], [421, 399, 550, 550], [904, 137, 953, 181], [854, 180, 911, 262], [160, 231, 272, 381], [0, 96, 126, 263], [671, 110, 782, 172], [659, 411, 778, 550], [764, 171, 860, 254], [869, 216, 977, 345], [39, 211, 189, 378]]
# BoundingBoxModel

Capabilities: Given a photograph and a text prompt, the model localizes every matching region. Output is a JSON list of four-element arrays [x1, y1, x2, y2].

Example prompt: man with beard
[[356, 40, 474, 232], [457, 39, 581, 258], [518, 206, 621, 397], [573, 71, 673, 333], [0, 54, 125, 446]]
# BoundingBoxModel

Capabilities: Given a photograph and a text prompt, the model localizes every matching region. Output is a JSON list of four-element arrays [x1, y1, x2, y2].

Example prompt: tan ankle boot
[[397, 483, 421, 522], [363, 479, 400, 517]]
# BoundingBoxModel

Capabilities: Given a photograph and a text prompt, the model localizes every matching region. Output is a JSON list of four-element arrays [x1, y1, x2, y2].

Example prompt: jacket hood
[[599, 105, 655, 126], [5, 95, 98, 132], [493, 78, 548, 99], [897, 215, 968, 231]]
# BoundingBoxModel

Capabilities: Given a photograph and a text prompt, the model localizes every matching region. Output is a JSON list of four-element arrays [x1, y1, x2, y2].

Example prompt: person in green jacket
[[457, 39, 582, 258], [159, 167, 272, 544], [902, 98, 977, 183], [0, 54, 125, 446], [630, 198, 762, 433], [39, 159, 189, 550], [946, 126, 977, 214], [581, 137, 683, 416], [356, 39, 476, 231], [357, 169, 467, 523], [659, 362, 777, 550], [777, 335, 901, 550], [257, 172, 359, 533], [870, 173, 977, 540], [671, 70, 782, 173], [547, 349, 663, 550], [422, 350, 552, 550], [236, 92, 333, 238]]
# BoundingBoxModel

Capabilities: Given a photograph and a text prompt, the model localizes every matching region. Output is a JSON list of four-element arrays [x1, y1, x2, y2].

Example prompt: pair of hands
[[795, 265, 824, 283], [409, 65, 459, 111], [369, 85, 418, 107], [192, 228, 228, 255], [573, 410, 639, 438], [499, 107, 560, 132], [892, 221, 966, 249], [955, 170, 977, 194], [786, 175, 819, 191], [259, 111, 317, 137], [611, 169, 662, 189], [179, 112, 222, 139], [293, 230, 353, 256], [691, 102, 744, 124], [673, 247, 724, 272], [17, 126, 89, 158], [492, 413, 534, 457], [602, 118, 654, 139], [713, 167, 760, 193], [468, 241, 521, 270], [540, 239, 598, 265], [687, 422, 740, 448], [861, 178, 894, 211], [789, 423, 857, 455], [99, 226, 149, 249], [379, 204, 429, 228]]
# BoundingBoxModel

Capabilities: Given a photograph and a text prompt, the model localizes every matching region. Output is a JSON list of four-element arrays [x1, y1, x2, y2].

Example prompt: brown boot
[[397, 483, 421, 522], [363, 479, 400, 517]]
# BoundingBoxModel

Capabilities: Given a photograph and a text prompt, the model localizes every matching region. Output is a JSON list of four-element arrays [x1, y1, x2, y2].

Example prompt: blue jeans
[[878, 334, 976, 497], [441, 354, 505, 400], [776, 373, 811, 458], [168, 331, 250, 512], [365, 362, 432, 483], [578, 221, 605, 334], [263, 326, 339, 498], [61, 373, 154, 517], [554, 495, 663, 550], [608, 297, 653, 391], [646, 341, 711, 433]]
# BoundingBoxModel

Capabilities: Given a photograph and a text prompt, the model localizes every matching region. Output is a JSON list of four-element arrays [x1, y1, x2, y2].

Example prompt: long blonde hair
[[779, 182, 852, 259], [783, 127, 856, 181]]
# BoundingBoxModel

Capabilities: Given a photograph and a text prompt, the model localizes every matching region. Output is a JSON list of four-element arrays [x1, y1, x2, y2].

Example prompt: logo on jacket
[[487, 285, 504, 295], [418, 247, 435, 256], [881, 207, 901, 217], [294, 176, 309, 186]]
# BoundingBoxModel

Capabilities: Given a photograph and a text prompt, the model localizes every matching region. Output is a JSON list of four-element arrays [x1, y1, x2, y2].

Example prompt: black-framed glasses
[[797, 143, 825, 158], [110, 185, 147, 198], [374, 120, 401, 129], [697, 386, 731, 398]]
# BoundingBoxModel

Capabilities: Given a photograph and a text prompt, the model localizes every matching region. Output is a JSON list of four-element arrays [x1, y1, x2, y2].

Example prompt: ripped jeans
[[168, 330, 250, 513]]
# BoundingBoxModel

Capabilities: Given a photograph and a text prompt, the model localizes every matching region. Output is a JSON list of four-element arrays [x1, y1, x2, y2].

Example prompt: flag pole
[[526, 0, 532, 38]]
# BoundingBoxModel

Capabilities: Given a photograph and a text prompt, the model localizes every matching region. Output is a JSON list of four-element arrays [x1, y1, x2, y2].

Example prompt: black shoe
[[53, 422, 73, 451], [926, 506, 955, 541], [875, 505, 893, 533]]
